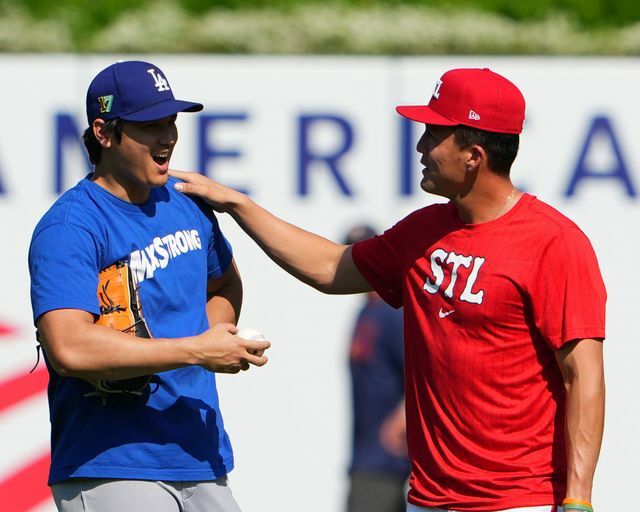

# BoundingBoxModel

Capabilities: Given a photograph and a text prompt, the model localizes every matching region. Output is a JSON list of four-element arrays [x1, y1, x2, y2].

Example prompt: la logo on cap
[[147, 68, 170, 92], [86, 60, 203, 125]]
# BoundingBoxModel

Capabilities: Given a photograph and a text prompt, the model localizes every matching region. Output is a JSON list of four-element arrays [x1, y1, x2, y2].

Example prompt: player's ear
[[92, 118, 113, 149], [465, 144, 485, 173]]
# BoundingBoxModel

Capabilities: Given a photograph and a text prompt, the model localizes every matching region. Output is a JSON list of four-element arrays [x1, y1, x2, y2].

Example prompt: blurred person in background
[[343, 223, 409, 512]]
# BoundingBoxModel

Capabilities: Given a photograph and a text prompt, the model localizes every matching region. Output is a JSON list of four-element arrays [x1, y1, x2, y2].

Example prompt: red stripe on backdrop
[[0, 323, 16, 335], [0, 453, 51, 511], [0, 366, 49, 414], [0, 367, 51, 510]]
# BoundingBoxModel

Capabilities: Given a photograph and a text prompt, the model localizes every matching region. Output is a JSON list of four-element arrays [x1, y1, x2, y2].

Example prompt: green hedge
[[5, 0, 640, 28], [1, 2, 640, 54]]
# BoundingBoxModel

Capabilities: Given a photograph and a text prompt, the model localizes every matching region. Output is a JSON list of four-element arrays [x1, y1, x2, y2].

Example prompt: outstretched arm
[[555, 338, 605, 507], [171, 170, 372, 295]]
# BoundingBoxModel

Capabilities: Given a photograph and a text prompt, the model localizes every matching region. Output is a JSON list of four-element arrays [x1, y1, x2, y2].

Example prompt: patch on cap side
[[98, 95, 114, 114]]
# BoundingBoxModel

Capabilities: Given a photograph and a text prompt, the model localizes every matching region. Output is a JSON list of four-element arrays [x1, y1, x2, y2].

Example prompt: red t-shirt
[[351, 194, 606, 511]]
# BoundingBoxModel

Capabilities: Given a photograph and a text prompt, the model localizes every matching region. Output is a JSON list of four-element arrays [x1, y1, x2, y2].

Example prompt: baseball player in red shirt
[[170, 68, 606, 512]]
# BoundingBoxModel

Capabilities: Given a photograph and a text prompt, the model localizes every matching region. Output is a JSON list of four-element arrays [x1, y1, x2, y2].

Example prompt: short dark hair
[[453, 125, 519, 176], [82, 119, 123, 165]]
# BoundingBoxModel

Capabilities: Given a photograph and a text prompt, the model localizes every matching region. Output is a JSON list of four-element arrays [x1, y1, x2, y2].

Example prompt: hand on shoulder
[[169, 170, 247, 213]]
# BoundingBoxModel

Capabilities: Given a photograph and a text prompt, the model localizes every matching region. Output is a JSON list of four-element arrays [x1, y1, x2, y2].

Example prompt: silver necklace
[[492, 187, 516, 220]]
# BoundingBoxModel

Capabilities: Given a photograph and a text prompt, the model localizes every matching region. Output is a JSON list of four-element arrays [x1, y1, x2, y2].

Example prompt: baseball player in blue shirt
[[29, 60, 270, 512]]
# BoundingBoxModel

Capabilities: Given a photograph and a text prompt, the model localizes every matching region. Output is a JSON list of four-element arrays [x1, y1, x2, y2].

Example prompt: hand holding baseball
[[236, 328, 269, 357], [195, 323, 270, 373]]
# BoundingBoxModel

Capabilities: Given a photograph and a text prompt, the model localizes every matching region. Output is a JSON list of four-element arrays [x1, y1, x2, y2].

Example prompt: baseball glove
[[84, 259, 154, 403]]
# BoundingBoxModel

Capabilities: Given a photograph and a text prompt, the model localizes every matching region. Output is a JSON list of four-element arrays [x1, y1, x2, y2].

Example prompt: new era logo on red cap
[[396, 68, 526, 134]]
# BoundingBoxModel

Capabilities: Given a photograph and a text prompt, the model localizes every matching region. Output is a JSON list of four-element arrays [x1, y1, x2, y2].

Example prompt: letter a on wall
[[565, 115, 636, 197], [0, 162, 5, 195]]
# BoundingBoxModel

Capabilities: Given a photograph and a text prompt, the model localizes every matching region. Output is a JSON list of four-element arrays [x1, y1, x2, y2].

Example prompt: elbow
[[308, 266, 341, 295], [314, 283, 336, 295], [42, 344, 86, 378], [36, 311, 101, 379], [289, 243, 350, 294], [46, 353, 76, 379], [52, 365, 75, 379], [300, 275, 333, 294], [315, 247, 352, 294]]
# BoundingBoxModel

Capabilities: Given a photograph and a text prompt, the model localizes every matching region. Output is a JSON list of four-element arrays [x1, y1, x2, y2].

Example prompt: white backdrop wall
[[0, 56, 638, 511]]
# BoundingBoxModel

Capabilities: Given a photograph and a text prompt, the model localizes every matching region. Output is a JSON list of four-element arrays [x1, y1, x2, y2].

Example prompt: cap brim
[[120, 99, 203, 122], [396, 105, 457, 126]]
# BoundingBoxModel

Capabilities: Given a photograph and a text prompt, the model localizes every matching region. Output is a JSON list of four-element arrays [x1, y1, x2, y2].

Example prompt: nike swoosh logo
[[438, 308, 455, 318]]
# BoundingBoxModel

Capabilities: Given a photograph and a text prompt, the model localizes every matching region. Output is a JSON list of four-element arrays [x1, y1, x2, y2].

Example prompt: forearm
[[39, 307, 268, 379], [41, 320, 199, 381], [229, 195, 347, 291], [207, 295, 238, 326], [564, 371, 605, 501], [556, 339, 606, 503], [206, 259, 243, 326]]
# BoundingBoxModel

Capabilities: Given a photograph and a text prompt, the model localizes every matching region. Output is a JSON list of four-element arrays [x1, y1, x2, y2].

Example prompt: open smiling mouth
[[152, 154, 169, 166]]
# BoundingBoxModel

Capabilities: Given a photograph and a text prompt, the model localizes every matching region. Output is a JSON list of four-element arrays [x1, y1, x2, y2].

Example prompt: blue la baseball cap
[[86, 60, 203, 125]]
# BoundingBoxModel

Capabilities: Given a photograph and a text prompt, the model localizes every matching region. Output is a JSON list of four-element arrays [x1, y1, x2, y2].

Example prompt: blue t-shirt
[[349, 298, 410, 478], [29, 176, 234, 484]]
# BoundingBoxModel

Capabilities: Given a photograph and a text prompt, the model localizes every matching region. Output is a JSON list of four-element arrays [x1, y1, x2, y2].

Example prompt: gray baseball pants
[[51, 476, 241, 512]]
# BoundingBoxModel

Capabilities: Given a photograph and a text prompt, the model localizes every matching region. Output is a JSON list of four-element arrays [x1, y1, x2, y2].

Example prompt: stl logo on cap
[[147, 68, 170, 92], [432, 79, 443, 99], [396, 68, 526, 134], [98, 95, 114, 114]]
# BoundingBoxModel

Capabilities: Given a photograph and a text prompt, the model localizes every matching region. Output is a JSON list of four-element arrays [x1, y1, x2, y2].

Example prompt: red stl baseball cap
[[396, 68, 525, 134]]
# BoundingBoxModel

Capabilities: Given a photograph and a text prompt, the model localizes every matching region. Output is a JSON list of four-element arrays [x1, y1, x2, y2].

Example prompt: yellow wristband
[[562, 498, 592, 506]]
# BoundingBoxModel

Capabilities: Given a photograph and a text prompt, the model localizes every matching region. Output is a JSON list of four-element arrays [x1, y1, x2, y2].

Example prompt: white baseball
[[236, 328, 267, 342], [236, 328, 267, 357]]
